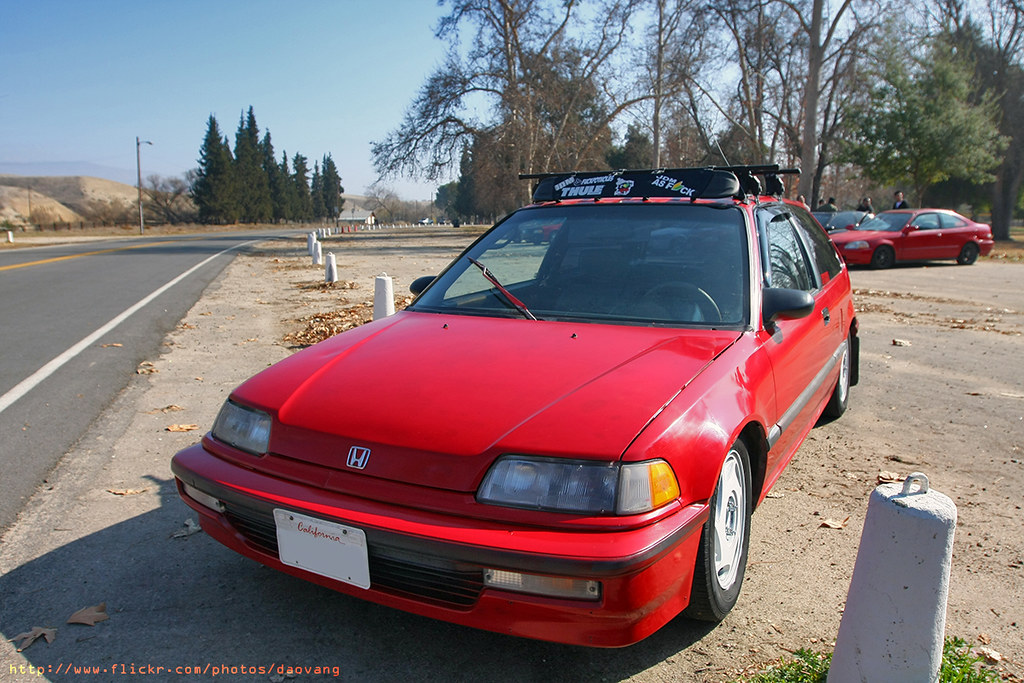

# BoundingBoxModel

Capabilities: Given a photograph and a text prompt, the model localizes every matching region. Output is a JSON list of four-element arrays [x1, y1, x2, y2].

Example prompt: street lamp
[[136, 136, 152, 234]]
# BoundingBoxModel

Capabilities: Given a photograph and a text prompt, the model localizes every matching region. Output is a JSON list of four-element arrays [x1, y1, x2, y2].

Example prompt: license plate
[[273, 509, 370, 589]]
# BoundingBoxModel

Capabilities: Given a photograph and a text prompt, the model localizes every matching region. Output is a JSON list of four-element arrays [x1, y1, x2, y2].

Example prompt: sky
[[0, 1, 454, 200]]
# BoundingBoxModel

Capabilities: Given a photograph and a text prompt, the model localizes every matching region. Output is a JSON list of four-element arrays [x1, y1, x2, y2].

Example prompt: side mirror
[[410, 275, 436, 295], [762, 287, 815, 327]]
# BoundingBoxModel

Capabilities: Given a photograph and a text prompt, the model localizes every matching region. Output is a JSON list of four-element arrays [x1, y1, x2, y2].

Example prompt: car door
[[938, 212, 973, 257], [901, 212, 945, 260], [756, 205, 847, 481]]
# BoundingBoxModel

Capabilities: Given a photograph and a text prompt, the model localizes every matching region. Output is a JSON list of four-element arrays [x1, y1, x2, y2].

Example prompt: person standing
[[856, 196, 874, 212], [892, 191, 910, 209]]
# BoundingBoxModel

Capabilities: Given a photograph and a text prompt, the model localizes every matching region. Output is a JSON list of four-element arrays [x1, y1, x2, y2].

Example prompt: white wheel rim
[[837, 342, 850, 403], [713, 448, 746, 591]]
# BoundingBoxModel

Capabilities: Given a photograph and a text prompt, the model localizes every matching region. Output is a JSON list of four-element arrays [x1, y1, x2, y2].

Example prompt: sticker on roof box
[[652, 174, 696, 197], [614, 179, 635, 196], [553, 174, 616, 198]]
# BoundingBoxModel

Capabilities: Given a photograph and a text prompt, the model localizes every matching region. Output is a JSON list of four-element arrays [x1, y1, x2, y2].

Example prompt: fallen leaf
[[976, 646, 1002, 663], [891, 338, 912, 346], [9, 626, 56, 651], [978, 633, 991, 645], [165, 424, 199, 432], [107, 488, 148, 496], [171, 518, 202, 539], [819, 516, 850, 529], [100, 343, 123, 348], [877, 471, 903, 484], [67, 603, 109, 626], [136, 361, 158, 375]]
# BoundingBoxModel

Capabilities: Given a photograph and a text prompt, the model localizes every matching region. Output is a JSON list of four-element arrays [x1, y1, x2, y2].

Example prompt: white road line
[[0, 241, 255, 416]]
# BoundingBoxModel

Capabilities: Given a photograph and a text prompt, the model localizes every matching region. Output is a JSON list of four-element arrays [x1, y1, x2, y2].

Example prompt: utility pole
[[136, 136, 152, 234]]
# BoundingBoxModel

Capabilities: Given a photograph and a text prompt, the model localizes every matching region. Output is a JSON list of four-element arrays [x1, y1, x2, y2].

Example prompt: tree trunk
[[798, 0, 825, 200]]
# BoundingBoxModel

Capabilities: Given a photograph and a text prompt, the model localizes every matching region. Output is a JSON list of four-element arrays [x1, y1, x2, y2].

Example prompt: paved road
[[0, 230, 300, 530]]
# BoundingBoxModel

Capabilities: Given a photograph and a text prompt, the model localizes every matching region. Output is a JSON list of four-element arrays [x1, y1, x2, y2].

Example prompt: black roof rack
[[521, 165, 799, 203]]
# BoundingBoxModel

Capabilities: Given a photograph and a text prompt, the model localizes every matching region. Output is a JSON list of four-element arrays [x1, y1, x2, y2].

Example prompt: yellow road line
[[0, 238, 198, 272]]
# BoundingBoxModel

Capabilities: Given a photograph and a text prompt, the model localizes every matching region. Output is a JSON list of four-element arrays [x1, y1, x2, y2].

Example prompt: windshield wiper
[[467, 257, 537, 320]]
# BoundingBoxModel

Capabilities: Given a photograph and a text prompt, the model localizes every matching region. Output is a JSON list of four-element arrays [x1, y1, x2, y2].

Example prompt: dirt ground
[[2, 226, 1021, 681]]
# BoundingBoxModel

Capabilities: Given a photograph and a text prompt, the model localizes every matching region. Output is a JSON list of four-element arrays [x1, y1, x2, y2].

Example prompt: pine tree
[[291, 152, 313, 220], [311, 161, 326, 219], [192, 115, 238, 224], [233, 106, 272, 223], [321, 153, 345, 220], [261, 131, 289, 222]]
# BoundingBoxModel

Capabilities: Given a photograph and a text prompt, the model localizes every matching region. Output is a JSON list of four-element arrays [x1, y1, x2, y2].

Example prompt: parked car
[[812, 209, 873, 233], [172, 165, 859, 647], [829, 208, 994, 268]]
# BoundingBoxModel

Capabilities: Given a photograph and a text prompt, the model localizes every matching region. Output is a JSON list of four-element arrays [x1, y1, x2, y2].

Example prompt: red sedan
[[829, 208, 994, 268], [172, 166, 858, 647]]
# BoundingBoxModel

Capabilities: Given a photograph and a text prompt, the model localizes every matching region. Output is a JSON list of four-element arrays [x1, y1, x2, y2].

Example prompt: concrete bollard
[[312, 241, 322, 266], [307, 232, 317, 256], [325, 252, 338, 283], [828, 473, 956, 683], [373, 272, 395, 320], [6, 231, 12, 243]]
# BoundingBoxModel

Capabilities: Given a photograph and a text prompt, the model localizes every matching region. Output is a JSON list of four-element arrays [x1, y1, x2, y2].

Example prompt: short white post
[[373, 272, 395, 320], [6, 231, 12, 243], [307, 232, 317, 256], [828, 473, 956, 683], [312, 241, 322, 266], [325, 252, 338, 283]]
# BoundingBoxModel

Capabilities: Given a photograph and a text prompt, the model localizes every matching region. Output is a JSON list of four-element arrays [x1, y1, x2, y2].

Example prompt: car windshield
[[856, 212, 909, 232], [410, 203, 749, 326]]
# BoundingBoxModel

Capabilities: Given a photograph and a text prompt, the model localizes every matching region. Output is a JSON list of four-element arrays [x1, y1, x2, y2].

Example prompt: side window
[[940, 213, 968, 228], [761, 211, 814, 291], [915, 213, 941, 230], [790, 206, 843, 284]]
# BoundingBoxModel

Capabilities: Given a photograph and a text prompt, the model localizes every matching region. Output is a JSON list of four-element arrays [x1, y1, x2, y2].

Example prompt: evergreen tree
[[311, 161, 326, 219], [192, 115, 238, 224], [291, 152, 313, 220], [233, 106, 272, 223], [606, 124, 655, 170], [320, 154, 345, 219], [261, 131, 289, 223]]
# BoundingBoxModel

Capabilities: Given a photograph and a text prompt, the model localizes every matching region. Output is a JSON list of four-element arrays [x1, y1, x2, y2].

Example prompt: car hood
[[231, 311, 739, 491], [828, 228, 892, 244]]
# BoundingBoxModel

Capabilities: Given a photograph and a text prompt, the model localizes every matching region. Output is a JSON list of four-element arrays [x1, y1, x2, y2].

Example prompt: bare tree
[[145, 174, 196, 224], [372, 0, 642, 205]]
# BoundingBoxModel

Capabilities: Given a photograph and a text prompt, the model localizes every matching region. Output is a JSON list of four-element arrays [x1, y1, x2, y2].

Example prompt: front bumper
[[171, 443, 708, 647]]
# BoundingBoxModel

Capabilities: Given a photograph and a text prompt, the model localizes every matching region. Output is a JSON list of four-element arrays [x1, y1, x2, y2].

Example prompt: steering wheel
[[641, 282, 722, 322]]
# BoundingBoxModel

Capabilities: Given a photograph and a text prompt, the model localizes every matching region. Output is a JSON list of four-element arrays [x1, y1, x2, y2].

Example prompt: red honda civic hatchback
[[828, 208, 994, 268], [172, 166, 858, 647]]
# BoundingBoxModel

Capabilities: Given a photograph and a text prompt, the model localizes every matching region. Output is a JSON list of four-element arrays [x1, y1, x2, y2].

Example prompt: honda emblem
[[346, 446, 371, 469]]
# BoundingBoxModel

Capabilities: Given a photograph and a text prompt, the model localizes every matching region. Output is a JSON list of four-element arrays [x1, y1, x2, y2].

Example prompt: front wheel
[[870, 245, 895, 269], [685, 440, 752, 622]]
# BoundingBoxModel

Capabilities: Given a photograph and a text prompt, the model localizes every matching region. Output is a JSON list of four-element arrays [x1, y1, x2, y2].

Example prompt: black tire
[[685, 440, 752, 622], [823, 332, 852, 419], [870, 245, 895, 269], [957, 242, 979, 265]]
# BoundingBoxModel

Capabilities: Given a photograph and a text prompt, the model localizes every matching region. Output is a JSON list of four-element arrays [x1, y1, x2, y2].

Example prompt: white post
[[373, 272, 395, 320], [325, 252, 338, 283], [6, 231, 12, 243], [828, 473, 956, 683], [312, 241, 323, 266], [307, 232, 317, 256]]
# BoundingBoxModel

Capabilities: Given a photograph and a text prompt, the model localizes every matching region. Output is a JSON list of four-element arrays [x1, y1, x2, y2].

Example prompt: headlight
[[844, 240, 870, 250], [211, 400, 271, 455], [477, 455, 679, 515]]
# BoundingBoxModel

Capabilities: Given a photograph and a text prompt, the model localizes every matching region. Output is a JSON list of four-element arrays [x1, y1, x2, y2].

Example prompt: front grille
[[221, 500, 484, 607]]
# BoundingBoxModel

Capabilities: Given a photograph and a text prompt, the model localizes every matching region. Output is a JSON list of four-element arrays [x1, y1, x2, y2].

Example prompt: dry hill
[[0, 175, 137, 226]]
